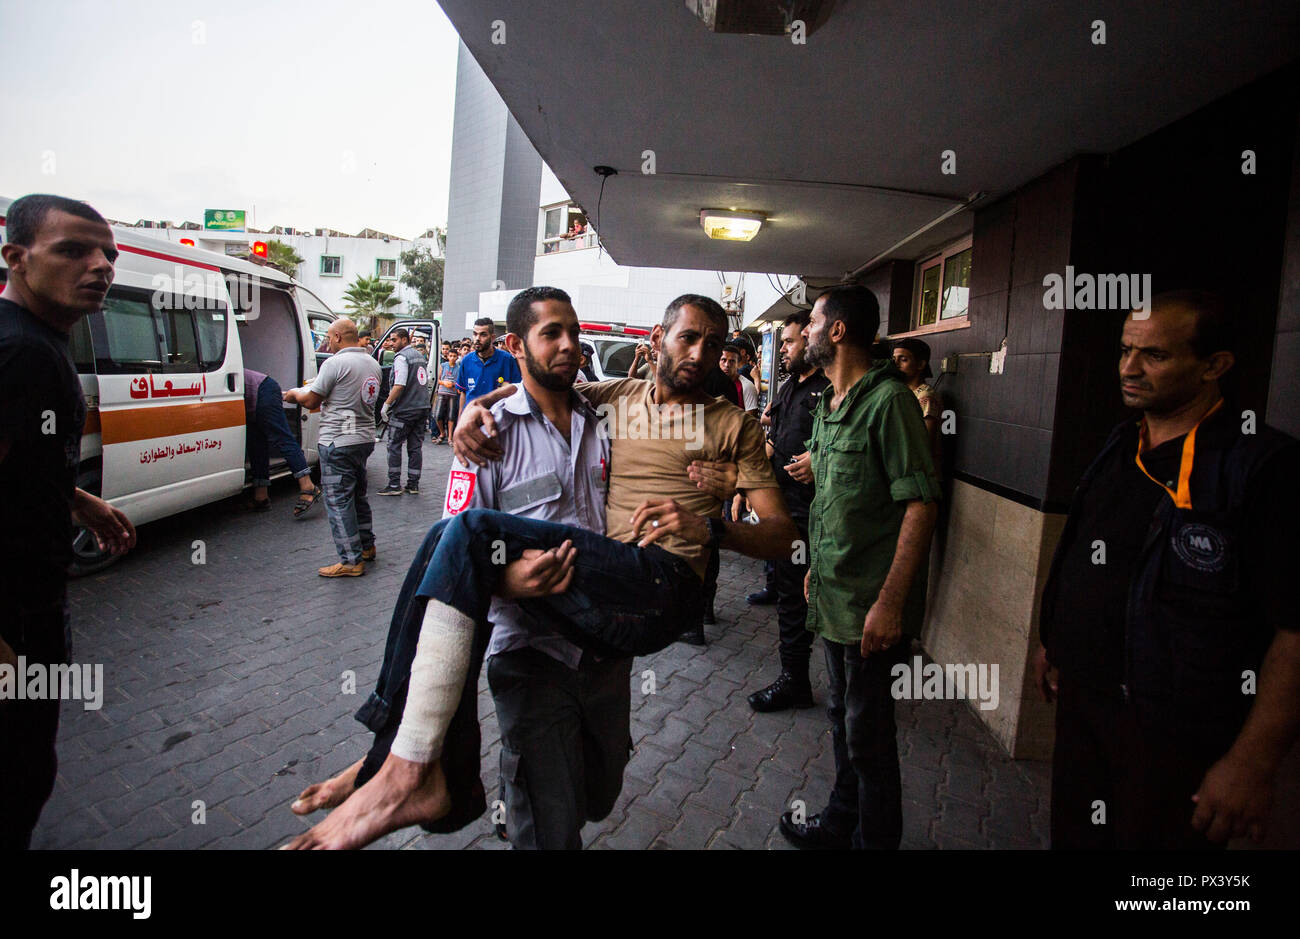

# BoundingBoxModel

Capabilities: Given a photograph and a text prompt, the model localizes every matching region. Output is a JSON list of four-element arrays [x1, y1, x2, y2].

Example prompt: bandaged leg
[[389, 600, 474, 764]]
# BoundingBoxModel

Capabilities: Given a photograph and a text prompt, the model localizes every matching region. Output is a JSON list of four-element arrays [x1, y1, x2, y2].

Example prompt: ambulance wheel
[[69, 466, 121, 577]]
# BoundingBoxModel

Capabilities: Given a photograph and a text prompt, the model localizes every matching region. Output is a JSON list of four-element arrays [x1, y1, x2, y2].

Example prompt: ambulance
[[0, 197, 335, 574]]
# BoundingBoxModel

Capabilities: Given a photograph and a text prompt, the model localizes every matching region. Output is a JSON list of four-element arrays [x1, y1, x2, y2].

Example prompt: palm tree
[[342, 274, 400, 330], [265, 240, 304, 278]]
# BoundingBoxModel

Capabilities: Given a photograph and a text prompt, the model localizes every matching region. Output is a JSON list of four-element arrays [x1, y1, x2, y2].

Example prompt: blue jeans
[[352, 510, 701, 827], [319, 441, 375, 564], [821, 638, 908, 849], [247, 377, 311, 487]]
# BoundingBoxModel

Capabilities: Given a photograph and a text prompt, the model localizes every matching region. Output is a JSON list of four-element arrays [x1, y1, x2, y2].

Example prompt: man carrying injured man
[[286, 293, 799, 850]]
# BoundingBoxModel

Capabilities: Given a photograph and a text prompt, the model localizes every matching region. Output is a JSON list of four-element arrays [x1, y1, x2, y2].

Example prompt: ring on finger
[[651, 520, 660, 528]]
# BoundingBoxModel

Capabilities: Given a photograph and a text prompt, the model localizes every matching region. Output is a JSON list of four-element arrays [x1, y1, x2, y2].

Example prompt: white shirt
[[739, 374, 759, 413], [442, 386, 610, 667]]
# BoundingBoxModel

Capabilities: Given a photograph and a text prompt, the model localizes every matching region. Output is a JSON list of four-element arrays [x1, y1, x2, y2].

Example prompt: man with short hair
[[285, 293, 798, 849], [778, 284, 940, 851], [378, 327, 432, 497], [0, 194, 137, 848], [721, 342, 759, 416], [284, 317, 382, 576], [747, 309, 829, 712], [1034, 291, 1300, 849], [457, 316, 521, 410]]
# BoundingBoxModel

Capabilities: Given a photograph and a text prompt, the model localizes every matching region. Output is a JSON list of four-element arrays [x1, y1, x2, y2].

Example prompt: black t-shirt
[[1050, 424, 1300, 689], [0, 297, 86, 616], [767, 369, 830, 519]]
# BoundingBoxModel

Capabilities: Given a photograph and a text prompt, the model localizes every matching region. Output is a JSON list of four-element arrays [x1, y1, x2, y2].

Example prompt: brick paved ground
[[34, 436, 1049, 850]]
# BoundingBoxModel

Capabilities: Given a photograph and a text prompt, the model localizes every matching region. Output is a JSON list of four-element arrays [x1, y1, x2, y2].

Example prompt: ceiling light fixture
[[700, 208, 765, 242]]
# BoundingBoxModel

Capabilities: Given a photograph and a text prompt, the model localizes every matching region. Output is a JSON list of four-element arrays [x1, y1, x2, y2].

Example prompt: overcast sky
[[0, 0, 460, 239]]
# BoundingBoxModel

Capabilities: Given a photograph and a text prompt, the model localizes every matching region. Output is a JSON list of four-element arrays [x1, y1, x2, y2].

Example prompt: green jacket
[[805, 360, 941, 645]]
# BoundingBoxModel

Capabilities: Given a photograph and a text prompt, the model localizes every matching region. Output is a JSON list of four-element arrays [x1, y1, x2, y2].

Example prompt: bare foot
[[282, 755, 449, 850], [291, 758, 365, 815]]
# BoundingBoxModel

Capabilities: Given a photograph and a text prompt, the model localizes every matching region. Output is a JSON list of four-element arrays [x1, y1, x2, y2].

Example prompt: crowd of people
[[3, 192, 1298, 855]]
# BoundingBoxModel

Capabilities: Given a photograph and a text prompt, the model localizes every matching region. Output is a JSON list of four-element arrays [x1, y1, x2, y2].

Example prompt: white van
[[0, 197, 333, 573]]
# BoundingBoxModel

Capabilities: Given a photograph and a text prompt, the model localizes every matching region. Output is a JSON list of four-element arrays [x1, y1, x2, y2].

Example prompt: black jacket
[[1040, 403, 1297, 747]]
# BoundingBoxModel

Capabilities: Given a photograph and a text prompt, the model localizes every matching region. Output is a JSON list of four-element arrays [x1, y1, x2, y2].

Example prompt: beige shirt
[[577, 378, 777, 580]]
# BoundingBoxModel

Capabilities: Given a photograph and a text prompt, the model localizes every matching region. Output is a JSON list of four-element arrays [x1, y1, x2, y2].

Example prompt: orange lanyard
[[1134, 398, 1223, 510]]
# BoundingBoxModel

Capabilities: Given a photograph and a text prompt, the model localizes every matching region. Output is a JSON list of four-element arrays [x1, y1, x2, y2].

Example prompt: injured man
[[285, 291, 799, 849]]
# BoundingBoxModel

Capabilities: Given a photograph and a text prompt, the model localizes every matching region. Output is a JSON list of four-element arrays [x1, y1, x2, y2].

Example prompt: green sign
[[204, 209, 246, 231]]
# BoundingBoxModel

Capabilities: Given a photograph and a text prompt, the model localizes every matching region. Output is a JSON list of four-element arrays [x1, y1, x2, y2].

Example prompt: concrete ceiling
[[436, 1, 1299, 277]]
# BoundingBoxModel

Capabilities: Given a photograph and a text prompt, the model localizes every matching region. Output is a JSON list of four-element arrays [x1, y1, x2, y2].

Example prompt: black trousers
[[773, 519, 812, 680], [820, 638, 907, 849], [488, 647, 633, 849], [1050, 674, 1227, 850], [0, 601, 67, 849]]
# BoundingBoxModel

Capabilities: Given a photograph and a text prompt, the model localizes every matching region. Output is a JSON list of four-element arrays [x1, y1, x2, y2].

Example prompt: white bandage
[[389, 600, 474, 764]]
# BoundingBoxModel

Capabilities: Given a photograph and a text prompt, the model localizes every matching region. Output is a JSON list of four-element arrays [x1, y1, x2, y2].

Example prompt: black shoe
[[702, 609, 716, 626], [677, 627, 707, 646], [779, 812, 851, 850], [748, 672, 815, 712], [746, 589, 776, 605], [404, 483, 420, 495], [377, 485, 403, 496]]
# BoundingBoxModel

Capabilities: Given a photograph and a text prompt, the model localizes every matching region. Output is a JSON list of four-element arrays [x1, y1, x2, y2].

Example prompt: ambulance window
[[97, 290, 163, 372], [155, 304, 201, 372], [194, 306, 228, 370]]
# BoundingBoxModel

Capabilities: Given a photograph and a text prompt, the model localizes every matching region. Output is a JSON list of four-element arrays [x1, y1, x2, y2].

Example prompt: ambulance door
[[90, 269, 245, 525]]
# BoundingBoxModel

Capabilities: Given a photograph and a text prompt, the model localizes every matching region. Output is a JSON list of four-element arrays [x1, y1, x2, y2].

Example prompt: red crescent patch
[[445, 470, 476, 514]]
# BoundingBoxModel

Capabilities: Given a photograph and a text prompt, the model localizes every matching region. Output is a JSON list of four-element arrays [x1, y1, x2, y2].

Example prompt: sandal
[[250, 498, 272, 513], [293, 486, 323, 518]]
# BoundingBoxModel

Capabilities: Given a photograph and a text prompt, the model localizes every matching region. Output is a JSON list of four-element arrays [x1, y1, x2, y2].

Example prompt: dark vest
[[1040, 404, 1296, 747], [392, 345, 431, 418]]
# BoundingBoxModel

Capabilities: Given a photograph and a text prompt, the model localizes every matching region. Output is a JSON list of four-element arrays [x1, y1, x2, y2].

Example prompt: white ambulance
[[0, 197, 334, 574]]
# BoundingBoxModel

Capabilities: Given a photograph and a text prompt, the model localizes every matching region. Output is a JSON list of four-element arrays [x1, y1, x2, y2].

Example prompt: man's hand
[[630, 499, 709, 548], [452, 402, 502, 467], [731, 493, 747, 520], [861, 600, 903, 656], [786, 450, 813, 484], [0, 635, 16, 670], [804, 569, 811, 601], [1033, 644, 1058, 703], [71, 489, 136, 555], [686, 460, 738, 502], [1191, 754, 1274, 843], [499, 542, 577, 599]]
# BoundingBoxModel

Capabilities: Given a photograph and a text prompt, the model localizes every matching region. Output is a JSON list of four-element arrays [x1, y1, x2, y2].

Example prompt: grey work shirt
[[442, 386, 609, 668], [309, 346, 382, 447]]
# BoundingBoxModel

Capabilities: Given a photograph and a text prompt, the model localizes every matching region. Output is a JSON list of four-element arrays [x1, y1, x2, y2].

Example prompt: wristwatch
[[705, 516, 726, 550]]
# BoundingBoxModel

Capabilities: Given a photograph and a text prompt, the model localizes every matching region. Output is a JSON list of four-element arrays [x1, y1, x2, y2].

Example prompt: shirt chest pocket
[[824, 434, 869, 482], [498, 472, 564, 514]]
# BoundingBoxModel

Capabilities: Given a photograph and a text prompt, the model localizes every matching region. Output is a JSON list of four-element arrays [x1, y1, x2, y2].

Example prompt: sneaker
[[318, 562, 365, 577], [377, 485, 403, 496], [404, 483, 420, 495], [361, 546, 377, 562]]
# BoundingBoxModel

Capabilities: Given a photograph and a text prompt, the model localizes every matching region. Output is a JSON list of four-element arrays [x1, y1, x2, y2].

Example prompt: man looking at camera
[[0, 194, 137, 849]]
